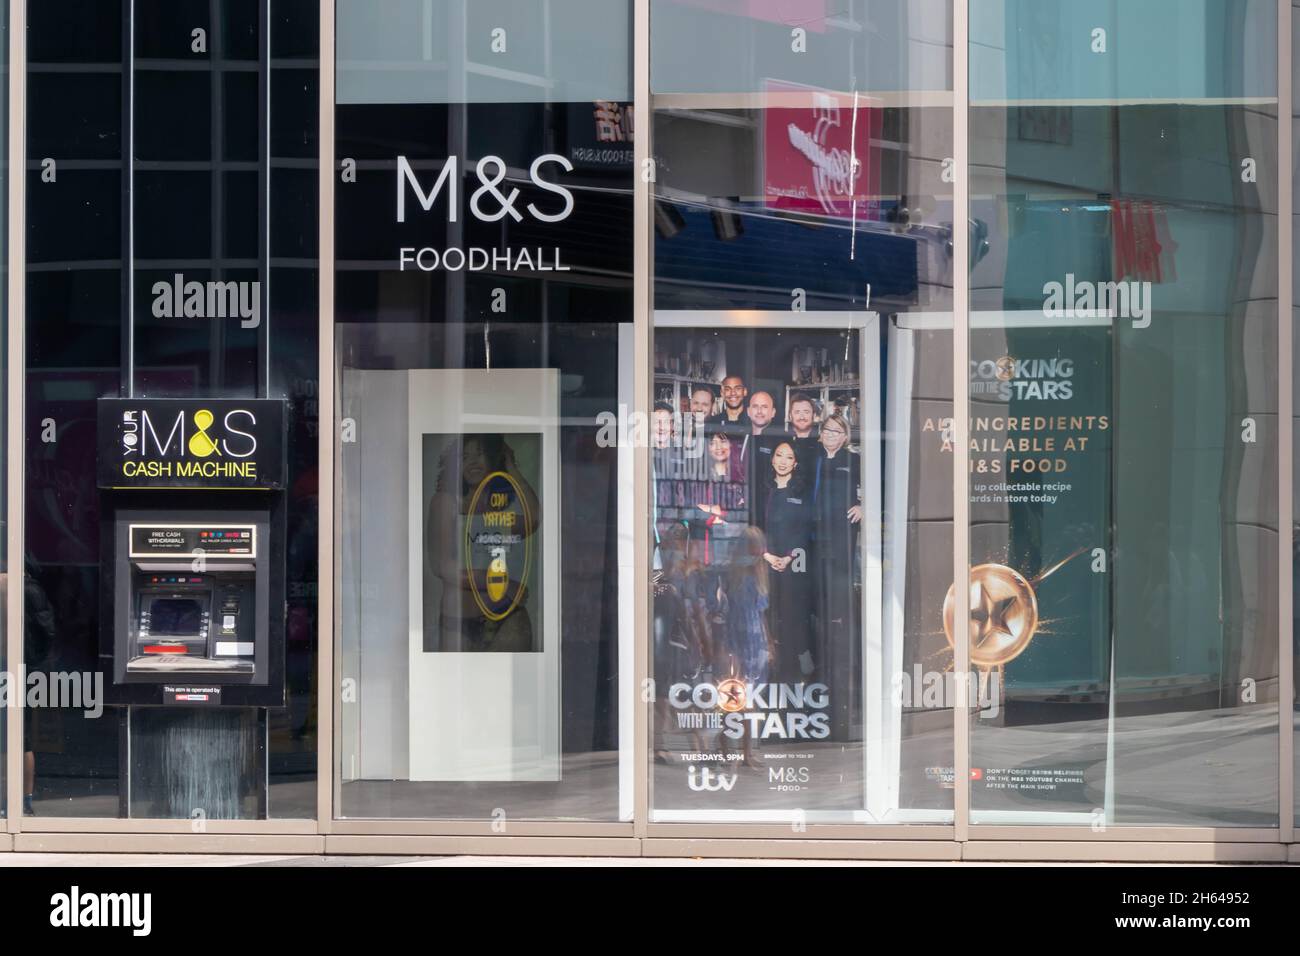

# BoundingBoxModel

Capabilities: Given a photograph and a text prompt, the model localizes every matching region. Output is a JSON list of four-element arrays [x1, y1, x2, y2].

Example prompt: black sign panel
[[97, 398, 287, 490], [335, 102, 634, 325]]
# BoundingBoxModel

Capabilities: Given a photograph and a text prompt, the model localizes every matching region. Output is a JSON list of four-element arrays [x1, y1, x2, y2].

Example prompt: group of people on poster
[[652, 374, 863, 762]]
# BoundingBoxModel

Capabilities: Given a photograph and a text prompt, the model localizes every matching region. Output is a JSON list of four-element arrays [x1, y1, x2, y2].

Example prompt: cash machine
[[97, 398, 288, 707]]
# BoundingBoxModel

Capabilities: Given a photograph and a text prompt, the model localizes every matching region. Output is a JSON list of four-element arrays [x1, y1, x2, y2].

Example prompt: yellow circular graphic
[[942, 563, 1040, 668], [716, 678, 746, 713], [464, 469, 533, 623]]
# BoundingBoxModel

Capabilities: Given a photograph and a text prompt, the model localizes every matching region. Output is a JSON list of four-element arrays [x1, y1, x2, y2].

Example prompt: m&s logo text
[[97, 398, 286, 490]]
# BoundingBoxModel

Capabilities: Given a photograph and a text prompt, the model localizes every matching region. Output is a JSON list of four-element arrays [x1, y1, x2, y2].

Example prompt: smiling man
[[747, 390, 776, 435], [708, 375, 751, 434]]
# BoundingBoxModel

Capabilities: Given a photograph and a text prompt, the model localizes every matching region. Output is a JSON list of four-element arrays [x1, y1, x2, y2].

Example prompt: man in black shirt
[[788, 392, 821, 467], [741, 390, 788, 527], [707, 375, 750, 436]]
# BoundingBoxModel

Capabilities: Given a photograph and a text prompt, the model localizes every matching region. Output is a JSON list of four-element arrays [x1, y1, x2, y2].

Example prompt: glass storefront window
[[649, 0, 955, 824], [333, 0, 634, 820], [26, 0, 130, 818], [0, 0, 1296, 850], [969, 0, 1280, 826], [24, 0, 316, 820]]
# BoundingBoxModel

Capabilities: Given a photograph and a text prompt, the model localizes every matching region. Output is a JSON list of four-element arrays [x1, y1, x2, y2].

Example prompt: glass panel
[[651, 0, 951, 95], [970, 0, 1279, 827], [25, 0, 317, 820], [132, 0, 259, 399], [649, 0, 954, 824], [26, 0, 125, 819], [267, 0, 320, 820], [336, 0, 630, 105], [334, 1, 634, 820]]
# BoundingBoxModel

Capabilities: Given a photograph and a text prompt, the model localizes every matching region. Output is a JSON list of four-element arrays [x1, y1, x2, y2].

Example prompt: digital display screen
[[421, 432, 543, 652], [148, 598, 204, 637]]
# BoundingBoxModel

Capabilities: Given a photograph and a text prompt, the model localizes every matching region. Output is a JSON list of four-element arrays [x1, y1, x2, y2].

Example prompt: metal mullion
[[208, 1, 224, 391], [125, 0, 134, 395], [315, 820, 635, 838], [259, 0, 270, 398], [645, 823, 955, 840], [632, 0, 650, 842], [968, 825, 1282, 843], [21, 816, 317, 833], [1278, 0, 1294, 845], [952, 0, 971, 848], [256, 0, 271, 815], [5, 0, 25, 836], [317, 0, 336, 834]]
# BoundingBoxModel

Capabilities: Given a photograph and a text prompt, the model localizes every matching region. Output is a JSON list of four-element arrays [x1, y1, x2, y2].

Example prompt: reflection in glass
[[970, 0, 1279, 826], [334, 0, 634, 817]]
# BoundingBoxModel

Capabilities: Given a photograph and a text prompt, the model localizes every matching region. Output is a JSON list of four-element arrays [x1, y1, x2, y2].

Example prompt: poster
[[902, 320, 1114, 818], [651, 321, 876, 819], [421, 432, 543, 653]]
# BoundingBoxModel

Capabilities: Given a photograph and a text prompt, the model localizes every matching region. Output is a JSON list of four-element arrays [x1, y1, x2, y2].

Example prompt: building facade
[[0, 0, 1297, 861]]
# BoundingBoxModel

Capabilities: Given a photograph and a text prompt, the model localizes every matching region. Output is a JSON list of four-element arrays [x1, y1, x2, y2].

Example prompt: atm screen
[[149, 598, 204, 636]]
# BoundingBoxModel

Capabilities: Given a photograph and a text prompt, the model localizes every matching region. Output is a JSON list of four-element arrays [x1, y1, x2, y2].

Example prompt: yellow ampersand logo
[[188, 409, 223, 458]]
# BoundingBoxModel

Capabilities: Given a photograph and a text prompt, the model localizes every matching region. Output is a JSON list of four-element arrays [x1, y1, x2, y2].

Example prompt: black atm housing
[[103, 499, 286, 706], [97, 398, 288, 707]]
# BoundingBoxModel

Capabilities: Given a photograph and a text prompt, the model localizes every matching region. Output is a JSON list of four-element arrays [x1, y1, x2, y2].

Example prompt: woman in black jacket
[[810, 413, 862, 735], [762, 441, 816, 684]]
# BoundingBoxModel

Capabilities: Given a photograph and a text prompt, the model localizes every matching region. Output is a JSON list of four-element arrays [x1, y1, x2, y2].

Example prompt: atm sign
[[98, 398, 286, 490]]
